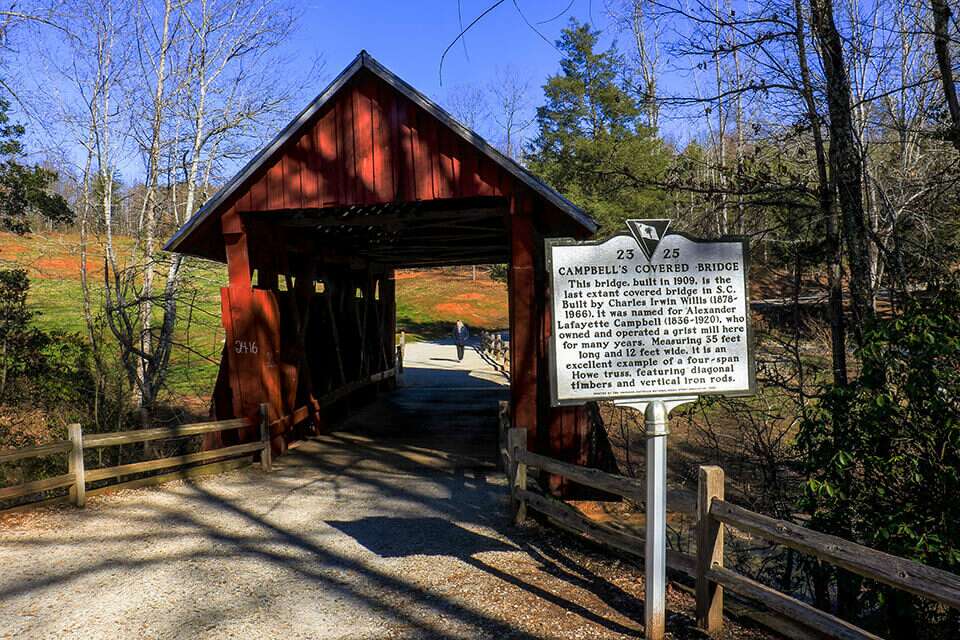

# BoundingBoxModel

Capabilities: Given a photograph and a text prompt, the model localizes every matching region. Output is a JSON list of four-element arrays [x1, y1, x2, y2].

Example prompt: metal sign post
[[616, 396, 695, 640], [545, 219, 754, 639]]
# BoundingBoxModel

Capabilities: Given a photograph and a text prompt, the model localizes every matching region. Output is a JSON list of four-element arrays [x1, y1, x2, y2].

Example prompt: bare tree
[[28, 0, 303, 428], [442, 82, 489, 134], [487, 66, 534, 158], [809, 0, 876, 338]]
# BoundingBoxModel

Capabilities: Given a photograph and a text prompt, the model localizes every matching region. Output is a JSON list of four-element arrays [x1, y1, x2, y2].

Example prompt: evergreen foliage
[[0, 97, 72, 234], [525, 20, 670, 236]]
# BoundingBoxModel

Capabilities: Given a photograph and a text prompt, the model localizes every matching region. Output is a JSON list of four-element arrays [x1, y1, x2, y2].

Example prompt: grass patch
[[0, 233, 509, 400]]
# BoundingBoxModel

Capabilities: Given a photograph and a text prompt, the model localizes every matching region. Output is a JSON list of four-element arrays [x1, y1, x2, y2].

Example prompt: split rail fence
[[504, 421, 960, 640], [0, 405, 274, 508], [1, 363, 397, 511]]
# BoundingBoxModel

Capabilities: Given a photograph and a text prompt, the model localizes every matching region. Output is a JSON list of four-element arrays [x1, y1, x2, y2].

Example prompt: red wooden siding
[[194, 59, 613, 493], [233, 70, 509, 213]]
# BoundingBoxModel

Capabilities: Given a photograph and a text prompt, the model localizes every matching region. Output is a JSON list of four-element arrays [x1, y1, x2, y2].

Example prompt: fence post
[[259, 403, 273, 473], [68, 423, 85, 507], [498, 400, 510, 471], [507, 427, 527, 525], [697, 465, 725, 634]]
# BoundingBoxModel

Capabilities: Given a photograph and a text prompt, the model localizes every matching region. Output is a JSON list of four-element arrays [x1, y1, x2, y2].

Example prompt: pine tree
[[526, 19, 670, 236], [0, 96, 72, 234]]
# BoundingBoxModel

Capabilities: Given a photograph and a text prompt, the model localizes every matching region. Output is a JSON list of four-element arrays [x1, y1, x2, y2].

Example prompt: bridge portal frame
[[165, 51, 613, 491]]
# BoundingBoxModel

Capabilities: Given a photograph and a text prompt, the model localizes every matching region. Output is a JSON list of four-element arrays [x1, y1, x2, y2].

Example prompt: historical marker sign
[[546, 220, 754, 405]]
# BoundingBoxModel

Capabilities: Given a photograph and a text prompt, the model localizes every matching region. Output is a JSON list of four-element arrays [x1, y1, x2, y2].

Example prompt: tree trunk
[[810, 0, 875, 344], [932, 0, 960, 151], [795, 0, 847, 386]]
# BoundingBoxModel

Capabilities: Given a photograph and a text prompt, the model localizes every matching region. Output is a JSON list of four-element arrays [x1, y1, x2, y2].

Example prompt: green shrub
[[0, 269, 93, 411], [798, 281, 960, 637]]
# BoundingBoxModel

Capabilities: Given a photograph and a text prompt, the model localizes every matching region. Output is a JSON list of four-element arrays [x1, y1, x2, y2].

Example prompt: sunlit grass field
[[0, 231, 509, 403]]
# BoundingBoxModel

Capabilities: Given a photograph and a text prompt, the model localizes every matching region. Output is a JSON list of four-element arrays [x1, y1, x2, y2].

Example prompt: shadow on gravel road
[[326, 516, 513, 557]]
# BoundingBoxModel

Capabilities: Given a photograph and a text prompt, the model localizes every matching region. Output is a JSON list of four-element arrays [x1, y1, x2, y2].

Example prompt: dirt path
[[0, 342, 773, 639]]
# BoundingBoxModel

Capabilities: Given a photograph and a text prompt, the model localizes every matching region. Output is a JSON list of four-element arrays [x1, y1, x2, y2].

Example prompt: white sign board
[[546, 220, 754, 405]]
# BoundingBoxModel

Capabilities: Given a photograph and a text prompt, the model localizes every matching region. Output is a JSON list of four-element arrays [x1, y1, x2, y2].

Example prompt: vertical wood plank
[[68, 423, 85, 507], [281, 146, 301, 210], [385, 87, 403, 200], [266, 156, 284, 210], [372, 81, 395, 201], [354, 76, 375, 203], [427, 119, 443, 198], [477, 154, 497, 196], [259, 403, 273, 472], [334, 100, 348, 206], [220, 287, 245, 419], [436, 128, 455, 199], [340, 86, 358, 204], [398, 98, 417, 201], [697, 465, 725, 634], [317, 107, 338, 206], [412, 111, 434, 200], [449, 136, 462, 198], [300, 126, 320, 208], [509, 199, 538, 448], [238, 182, 254, 212], [223, 230, 251, 288], [249, 169, 268, 211], [458, 137, 478, 197], [507, 427, 527, 525]]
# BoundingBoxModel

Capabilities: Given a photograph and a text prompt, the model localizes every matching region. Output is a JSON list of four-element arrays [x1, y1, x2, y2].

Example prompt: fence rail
[[699, 465, 960, 639], [0, 440, 73, 465], [708, 496, 960, 611], [504, 425, 696, 581], [480, 331, 509, 372], [1, 364, 397, 511], [0, 406, 273, 508], [502, 424, 960, 640]]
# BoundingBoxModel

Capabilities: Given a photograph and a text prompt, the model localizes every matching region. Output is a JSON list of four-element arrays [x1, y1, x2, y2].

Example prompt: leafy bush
[[0, 269, 93, 408], [0, 268, 97, 501], [488, 263, 508, 283], [798, 281, 960, 637]]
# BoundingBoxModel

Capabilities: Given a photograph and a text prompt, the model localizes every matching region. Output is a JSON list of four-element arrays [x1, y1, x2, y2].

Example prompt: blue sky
[[14, 1, 699, 184], [11, 1, 625, 183], [289, 1, 612, 103]]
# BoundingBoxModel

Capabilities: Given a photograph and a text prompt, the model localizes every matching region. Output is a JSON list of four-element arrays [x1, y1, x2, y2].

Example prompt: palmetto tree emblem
[[626, 219, 672, 261]]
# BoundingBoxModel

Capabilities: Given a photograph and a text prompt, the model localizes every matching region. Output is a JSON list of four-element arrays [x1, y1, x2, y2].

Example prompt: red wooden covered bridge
[[164, 51, 613, 485]]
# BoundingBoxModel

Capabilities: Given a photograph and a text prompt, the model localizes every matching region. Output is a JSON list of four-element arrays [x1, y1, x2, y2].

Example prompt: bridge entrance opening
[[308, 301, 510, 473], [164, 51, 613, 491]]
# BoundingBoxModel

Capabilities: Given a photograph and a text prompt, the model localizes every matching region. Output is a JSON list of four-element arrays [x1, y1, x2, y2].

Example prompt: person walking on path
[[453, 320, 470, 362]]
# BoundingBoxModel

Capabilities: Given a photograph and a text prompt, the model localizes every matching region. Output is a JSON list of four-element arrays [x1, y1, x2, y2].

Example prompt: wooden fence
[[480, 331, 509, 374], [504, 426, 960, 640], [0, 405, 273, 508]]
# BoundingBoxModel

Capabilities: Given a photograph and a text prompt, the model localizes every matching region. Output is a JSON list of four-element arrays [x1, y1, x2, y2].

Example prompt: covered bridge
[[164, 51, 613, 487]]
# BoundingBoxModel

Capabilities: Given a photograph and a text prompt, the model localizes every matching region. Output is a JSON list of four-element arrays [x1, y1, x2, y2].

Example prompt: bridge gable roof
[[164, 50, 597, 261]]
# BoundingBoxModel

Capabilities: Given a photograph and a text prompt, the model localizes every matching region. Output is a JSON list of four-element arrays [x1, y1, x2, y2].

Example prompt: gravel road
[[0, 341, 773, 639], [1, 463, 637, 639]]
